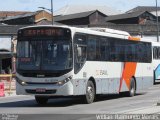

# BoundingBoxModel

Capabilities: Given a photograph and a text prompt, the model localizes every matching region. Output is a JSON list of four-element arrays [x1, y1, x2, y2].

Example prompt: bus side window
[[87, 35, 96, 61], [100, 37, 109, 61], [110, 40, 116, 61]]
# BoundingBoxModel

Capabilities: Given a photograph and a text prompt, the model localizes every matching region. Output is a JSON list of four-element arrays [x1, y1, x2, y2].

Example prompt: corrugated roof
[[89, 24, 160, 35], [0, 11, 41, 21], [54, 5, 121, 16], [0, 25, 25, 35], [37, 20, 64, 25], [126, 6, 160, 13], [0, 11, 32, 18], [106, 11, 153, 21], [54, 10, 105, 21]]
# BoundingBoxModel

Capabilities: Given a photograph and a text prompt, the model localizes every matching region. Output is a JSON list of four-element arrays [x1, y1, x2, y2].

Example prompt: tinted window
[[86, 35, 152, 63], [87, 35, 97, 60]]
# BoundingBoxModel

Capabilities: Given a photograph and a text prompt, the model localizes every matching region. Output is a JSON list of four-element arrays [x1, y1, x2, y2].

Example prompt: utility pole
[[51, 0, 54, 25], [156, 0, 159, 42]]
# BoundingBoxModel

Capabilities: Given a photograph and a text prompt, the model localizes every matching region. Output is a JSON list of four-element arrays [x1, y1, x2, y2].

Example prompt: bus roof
[[88, 28, 130, 36]]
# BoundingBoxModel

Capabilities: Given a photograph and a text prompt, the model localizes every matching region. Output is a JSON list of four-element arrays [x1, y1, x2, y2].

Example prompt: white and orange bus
[[16, 25, 153, 104]]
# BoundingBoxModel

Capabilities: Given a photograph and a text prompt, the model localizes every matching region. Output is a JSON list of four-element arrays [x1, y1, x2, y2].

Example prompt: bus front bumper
[[16, 81, 74, 96]]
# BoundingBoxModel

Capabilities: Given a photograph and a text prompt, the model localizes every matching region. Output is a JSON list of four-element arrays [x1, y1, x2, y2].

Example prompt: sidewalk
[[116, 105, 160, 114], [127, 106, 160, 114]]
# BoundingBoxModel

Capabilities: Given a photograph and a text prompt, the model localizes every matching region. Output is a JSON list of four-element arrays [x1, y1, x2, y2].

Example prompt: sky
[[0, 0, 158, 13]]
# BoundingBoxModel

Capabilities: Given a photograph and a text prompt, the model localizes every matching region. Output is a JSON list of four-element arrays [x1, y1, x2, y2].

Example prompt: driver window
[[74, 34, 87, 74]]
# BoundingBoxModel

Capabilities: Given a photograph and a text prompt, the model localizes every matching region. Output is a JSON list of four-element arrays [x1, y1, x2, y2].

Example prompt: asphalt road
[[1, 84, 160, 120]]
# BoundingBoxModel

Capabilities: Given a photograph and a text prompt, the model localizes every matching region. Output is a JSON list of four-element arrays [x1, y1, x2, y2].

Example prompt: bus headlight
[[57, 76, 72, 85], [16, 77, 27, 86]]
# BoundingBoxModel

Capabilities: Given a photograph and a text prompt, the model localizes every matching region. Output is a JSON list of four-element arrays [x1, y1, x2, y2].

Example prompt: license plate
[[36, 88, 46, 93]]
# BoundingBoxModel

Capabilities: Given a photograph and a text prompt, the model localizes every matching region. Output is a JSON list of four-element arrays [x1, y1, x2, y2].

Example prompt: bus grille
[[21, 73, 62, 77]]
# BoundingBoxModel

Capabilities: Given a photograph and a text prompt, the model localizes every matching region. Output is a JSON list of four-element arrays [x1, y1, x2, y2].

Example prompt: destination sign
[[18, 27, 71, 38]]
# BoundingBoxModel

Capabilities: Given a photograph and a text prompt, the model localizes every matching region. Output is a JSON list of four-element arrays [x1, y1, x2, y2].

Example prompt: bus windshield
[[17, 39, 73, 71]]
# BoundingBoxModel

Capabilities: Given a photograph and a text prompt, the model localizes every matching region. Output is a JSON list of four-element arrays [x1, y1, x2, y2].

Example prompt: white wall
[[133, 35, 160, 42], [0, 36, 12, 51], [142, 35, 160, 42]]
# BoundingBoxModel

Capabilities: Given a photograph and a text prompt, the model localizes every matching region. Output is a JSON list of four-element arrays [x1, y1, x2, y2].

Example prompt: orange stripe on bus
[[128, 36, 140, 41], [120, 62, 137, 91]]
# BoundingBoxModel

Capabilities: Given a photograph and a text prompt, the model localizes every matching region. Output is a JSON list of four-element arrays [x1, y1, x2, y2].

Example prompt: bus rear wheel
[[85, 81, 95, 104], [35, 96, 48, 105], [127, 78, 136, 97]]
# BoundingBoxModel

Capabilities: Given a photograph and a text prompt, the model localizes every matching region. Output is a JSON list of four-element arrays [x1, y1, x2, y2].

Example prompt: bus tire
[[35, 96, 48, 105], [85, 80, 95, 104], [127, 78, 136, 97], [153, 71, 156, 85]]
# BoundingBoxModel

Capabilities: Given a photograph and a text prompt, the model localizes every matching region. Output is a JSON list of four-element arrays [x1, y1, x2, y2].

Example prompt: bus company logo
[[37, 74, 45, 78], [96, 70, 108, 76]]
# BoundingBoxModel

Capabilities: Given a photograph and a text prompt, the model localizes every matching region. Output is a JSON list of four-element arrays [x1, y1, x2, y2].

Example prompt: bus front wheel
[[85, 81, 95, 104], [35, 96, 48, 105]]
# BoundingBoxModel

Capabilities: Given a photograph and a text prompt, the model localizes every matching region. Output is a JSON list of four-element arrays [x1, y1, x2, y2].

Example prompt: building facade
[[0, 10, 52, 25]]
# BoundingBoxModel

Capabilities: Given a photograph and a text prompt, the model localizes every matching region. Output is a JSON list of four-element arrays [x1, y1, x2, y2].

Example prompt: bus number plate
[[36, 88, 46, 93]]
